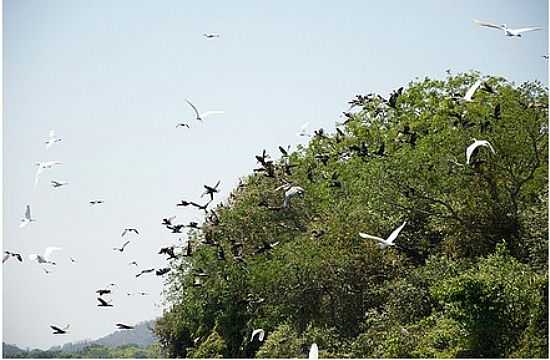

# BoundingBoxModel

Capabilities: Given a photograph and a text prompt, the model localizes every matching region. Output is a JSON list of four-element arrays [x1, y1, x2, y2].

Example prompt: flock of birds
[[5, 16, 546, 357]]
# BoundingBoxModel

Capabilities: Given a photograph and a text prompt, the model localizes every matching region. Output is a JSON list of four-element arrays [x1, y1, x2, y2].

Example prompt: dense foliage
[[154, 72, 548, 358]]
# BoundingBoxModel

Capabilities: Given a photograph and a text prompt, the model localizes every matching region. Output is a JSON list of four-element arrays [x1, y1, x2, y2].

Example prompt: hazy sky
[[3, 0, 548, 350]]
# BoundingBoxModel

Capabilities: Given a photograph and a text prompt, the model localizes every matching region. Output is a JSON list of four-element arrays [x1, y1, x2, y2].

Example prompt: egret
[[466, 138, 496, 164], [19, 205, 35, 228], [474, 19, 543, 37], [29, 247, 62, 265], [359, 222, 407, 249], [250, 328, 265, 342], [185, 99, 224, 121]]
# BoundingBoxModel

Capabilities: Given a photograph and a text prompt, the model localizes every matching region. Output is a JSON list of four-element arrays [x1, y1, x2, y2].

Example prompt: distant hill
[[3, 319, 157, 358], [48, 320, 157, 353], [2, 343, 27, 358]]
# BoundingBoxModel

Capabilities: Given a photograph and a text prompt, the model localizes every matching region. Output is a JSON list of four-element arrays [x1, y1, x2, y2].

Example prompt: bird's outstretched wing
[[50, 325, 63, 332], [185, 99, 200, 118], [359, 232, 386, 244], [25, 205, 31, 220], [3, 253, 9, 263], [473, 19, 505, 30], [464, 80, 482, 101], [97, 297, 110, 306], [513, 27, 543, 34], [385, 221, 407, 245], [200, 111, 224, 118], [121, 241, 130, 250]]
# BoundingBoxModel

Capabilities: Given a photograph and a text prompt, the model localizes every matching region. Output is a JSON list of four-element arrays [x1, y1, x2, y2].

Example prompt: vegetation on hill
[[153, 71, 548, 358], [2, 343, 161, 358]]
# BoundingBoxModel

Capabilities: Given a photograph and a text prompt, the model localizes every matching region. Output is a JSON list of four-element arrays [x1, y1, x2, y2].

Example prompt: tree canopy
[[154, 72, 548, 358]]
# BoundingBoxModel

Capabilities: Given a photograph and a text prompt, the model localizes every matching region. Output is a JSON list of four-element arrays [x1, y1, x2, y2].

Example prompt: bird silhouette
[[156, 268, 171, 276], [97, 297, 113, 307], [116, 323, 134, 330], [113, 241, 131, 252], [201, 181, 221, 201], [121, 228, 139, 237], [136, 268, 155, 278], [50, 324, 70, 334]]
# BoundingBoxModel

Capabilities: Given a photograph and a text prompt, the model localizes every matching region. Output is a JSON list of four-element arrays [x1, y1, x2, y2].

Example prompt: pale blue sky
[[3, 0, 548, 350]]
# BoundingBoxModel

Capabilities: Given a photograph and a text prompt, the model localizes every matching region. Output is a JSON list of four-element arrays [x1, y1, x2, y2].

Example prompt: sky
[[2, 0, 548, 351]]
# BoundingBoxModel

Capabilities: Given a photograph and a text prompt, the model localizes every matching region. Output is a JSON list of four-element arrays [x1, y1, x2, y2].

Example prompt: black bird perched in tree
[[167, 224, 185, 233], [375, 142, 385, 157], [201, 181, 221, 201], [113, 240, 130, 252], [181, 241, 193, 257], [494, 103, 501, 120], [50, 325, 70, 334], [335, 128, 346, 143], [255, 149, 272, 166], [482, 82, 496, 94], [162, 216, 176, 226], [96, 289, 111, 296], [136, 268, 155, 278], [388, 87, 404, 109], [3, 251, 23, 263], [116, 323, 134, 330], [217, 246, 225, 260], [121, 228, 139, 237], [156, 268, 171, 276], [97, 297, 113, 307], [158, 246, 177, 260]]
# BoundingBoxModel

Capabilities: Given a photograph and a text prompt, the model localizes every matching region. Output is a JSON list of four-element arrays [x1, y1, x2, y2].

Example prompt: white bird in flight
[[185, 99, 224, 122], [466, 138, 496, 164], [463, 79, 482, 102], [473, 20, 543, 37], [298, 122, 311, 137], [309, 343, 318, 360], [45, 130, 62, 149], [34, 161, 63, 187], [250, 329, 265, 342], [359, 221, 407, 249], [19, 205, 36, 228], [29, 247, 62, 265]]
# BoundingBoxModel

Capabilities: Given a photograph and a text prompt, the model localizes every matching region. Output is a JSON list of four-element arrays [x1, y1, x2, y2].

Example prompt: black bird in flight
[[50, 324, 70, 334], [162, 216, 176, 226], [113, 240, 131, 252], [189, 200, 212, 213], [128, 261, 138, 266], [278, 145, 290, 157], [187, 221, 200, 229], [136, 268, 155, 278], [167, 224, 185, 233], [116, 323, 134, 330], [156, 268, 171, 276], [96, 289, 111, 296], [97, 297, 113, 307], [158, 246, 177, 260], [121, 228, 139, 237], [176, 200, 193, 207], [3, 251, 23, 263], [176, 123, 190, 128], [89, 200, 104, 205], [201, 181, 221, 201]]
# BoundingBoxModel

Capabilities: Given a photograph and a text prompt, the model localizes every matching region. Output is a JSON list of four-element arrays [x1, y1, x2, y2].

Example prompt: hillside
[[3, 320, 158, 358], [153, 72, 548, 358]]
